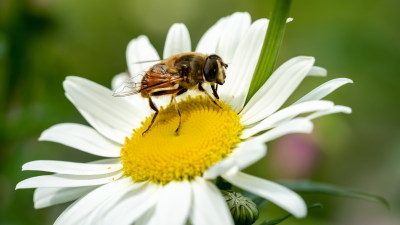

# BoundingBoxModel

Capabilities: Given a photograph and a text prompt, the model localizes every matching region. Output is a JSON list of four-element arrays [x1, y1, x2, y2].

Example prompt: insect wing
[[131, 59, 162, 65], [112, 77, 142, 97]]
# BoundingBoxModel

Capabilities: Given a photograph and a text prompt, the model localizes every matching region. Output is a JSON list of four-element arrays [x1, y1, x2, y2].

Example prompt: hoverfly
[[113, 52, 228, 135]]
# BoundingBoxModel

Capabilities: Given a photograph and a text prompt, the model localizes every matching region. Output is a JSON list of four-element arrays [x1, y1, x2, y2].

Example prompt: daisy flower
[[17, 12, 352, 225]]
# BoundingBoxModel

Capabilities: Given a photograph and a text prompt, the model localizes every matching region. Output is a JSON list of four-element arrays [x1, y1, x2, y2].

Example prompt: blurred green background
[[1, 0, 399, 224]]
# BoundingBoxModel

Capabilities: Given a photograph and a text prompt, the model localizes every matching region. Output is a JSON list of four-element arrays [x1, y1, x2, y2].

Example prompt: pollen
[[120, 96, 243, 185]]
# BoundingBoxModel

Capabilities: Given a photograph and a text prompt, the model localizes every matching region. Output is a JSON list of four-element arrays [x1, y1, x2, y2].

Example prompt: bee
[[113, 52, 228, 135]]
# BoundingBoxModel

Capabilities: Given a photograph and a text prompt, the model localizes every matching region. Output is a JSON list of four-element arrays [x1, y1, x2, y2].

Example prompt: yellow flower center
[[120, 96, 243, 185]]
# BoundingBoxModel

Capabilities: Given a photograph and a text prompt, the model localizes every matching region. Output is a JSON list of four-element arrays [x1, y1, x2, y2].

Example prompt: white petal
[[203, 139, 267, 179], [81, 182, 146, 225], [126, 35, 160, 83], [240, 56, 315, 125], [229, 139, 267, 170], [34, 186, 96, 209], [219, 18, 269, 112], [16, 171, 123, 189], [253, 118, 314, 143], [195, 17, 226, 54], [203, 157, 236, 180], [111, 72, 129, 90], [215, 12, 251, 62], [223, 172, 307, 218], [295, 78, 353, 104], [307, 66, 327, 77], [190, 178, 234, 225], [241, 100, 334, 139], [103, 183, 161, 225], [66, 95, 127, 143], [64, 76, 147, 143], [307, 105, 352, 120], [135, 206, 156, 225], [22, 159, 122, 175], [39, 123, 120, 157], [150, 181, 192, 225], [54, 177, 133, 225], [163, 23, 191, 59]]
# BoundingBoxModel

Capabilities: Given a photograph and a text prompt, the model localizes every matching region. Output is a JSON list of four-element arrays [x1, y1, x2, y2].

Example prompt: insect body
[[113, 52, 228, 135]]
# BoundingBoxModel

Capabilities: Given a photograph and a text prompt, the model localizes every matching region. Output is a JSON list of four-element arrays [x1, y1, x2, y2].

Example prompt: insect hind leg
[[171, 95, 182, 135], [142, 96, 159, 135], [148, 88, 188, 135]]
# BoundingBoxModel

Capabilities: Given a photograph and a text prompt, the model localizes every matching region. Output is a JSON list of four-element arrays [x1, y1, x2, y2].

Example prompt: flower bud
[[222, 191, 259, 225]]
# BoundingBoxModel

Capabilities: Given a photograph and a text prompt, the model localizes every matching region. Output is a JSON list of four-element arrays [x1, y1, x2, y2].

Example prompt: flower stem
[[245, 0, 292, 103]]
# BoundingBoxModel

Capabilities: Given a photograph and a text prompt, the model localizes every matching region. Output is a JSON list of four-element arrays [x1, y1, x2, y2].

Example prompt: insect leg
[[171, 95, 182, 135], [198, 83, 221, 108], [150, 88, 187, 134], [172, 88, 188, 135], [211, 84, 219, 99], [150, 88, 179, 105], [142, 96, 159, 135], [176, 88, 188, 96], [152, 89, 182, 96]]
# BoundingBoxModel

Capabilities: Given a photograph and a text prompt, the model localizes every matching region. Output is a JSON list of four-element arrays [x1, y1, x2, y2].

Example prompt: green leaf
[[245, 0, 292, 103], [279, 181, 389, 209], [261, 203, 323, 225]]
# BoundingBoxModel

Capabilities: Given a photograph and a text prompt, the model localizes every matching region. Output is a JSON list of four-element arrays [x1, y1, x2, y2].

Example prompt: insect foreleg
[[211, 84, 219, 99], [198, 83, 221, 108]]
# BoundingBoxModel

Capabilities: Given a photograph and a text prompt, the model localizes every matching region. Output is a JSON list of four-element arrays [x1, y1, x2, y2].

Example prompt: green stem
[[245, 0, 292, 103]]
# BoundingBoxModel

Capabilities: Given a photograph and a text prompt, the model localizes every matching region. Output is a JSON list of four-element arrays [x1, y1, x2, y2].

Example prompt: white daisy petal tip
[[126, 35, 151, 55], [38, 130, 47, 142], [21, 162, 33, 171], [298, 55, 315, 64], [339, 77, 354, 84], [342, 106, 352, 114], [65, 75, 88, 85], [163, 23, 191, 59], [62, 76, 73, 90], [15, 179, 30, 190], [111, 72, 129, 90], [37, 123, 121, 157], [126, 35, 160, 80], [307, 66, 327, 77], [223, 172, 307, 219], [295, 77, 354, 105], [294, 119, 314, 134], [307, 105, 352, 120], [33, 186, 97, 209]]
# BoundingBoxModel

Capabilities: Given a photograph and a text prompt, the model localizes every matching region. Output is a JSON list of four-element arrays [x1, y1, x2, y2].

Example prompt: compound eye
[[203, 56, 218, 82]]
